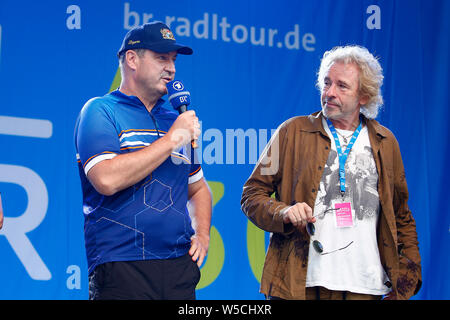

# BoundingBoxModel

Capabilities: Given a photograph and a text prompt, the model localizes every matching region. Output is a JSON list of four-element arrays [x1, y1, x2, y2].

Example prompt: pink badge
[[334, 202, 354, 227]]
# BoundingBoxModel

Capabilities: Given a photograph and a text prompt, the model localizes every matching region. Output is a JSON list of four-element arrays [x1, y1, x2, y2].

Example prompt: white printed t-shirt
[[305, 117, 390, 295]]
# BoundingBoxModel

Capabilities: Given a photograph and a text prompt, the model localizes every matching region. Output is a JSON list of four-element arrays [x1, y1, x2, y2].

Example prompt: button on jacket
[[241, 111, 421, 300]]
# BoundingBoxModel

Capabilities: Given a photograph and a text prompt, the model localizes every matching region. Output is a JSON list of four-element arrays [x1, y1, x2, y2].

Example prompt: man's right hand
[[166, 110, 201, 150], [281, 202, 315, 228]]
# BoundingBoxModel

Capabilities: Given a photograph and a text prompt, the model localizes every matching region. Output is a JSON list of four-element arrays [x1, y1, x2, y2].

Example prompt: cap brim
[[150, 42, 193, 55]]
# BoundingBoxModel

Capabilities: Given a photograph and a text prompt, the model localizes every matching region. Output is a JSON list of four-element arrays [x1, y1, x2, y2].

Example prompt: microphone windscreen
[[166, 80, 191, 110]]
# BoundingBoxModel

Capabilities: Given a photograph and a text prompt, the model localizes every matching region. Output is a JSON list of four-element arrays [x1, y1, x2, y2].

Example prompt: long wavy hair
[[316, 45, 384, 119]]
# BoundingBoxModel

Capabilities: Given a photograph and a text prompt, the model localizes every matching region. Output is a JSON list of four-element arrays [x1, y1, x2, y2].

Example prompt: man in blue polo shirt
[[74, 21, 212, 300]]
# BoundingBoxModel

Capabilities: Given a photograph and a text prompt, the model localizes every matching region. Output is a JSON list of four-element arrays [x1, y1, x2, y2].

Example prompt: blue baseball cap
[[117, 21, 193, 57]]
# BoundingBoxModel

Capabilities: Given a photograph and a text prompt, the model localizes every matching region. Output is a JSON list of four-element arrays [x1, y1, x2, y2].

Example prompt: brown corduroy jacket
[[241, 111, 421, 300]]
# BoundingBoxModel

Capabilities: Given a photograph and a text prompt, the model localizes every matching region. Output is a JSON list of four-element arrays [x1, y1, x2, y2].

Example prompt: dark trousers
[[268, 286, 381, 300], [89, 254, 200, 300]]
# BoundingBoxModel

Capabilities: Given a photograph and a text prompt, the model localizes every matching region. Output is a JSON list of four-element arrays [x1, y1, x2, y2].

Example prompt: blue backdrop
[[0, 0, 448, 300]]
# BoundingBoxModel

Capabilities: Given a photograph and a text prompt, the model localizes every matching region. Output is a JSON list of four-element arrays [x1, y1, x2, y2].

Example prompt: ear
[[125, 50, 139, 71], [359, 94, 369, 106]]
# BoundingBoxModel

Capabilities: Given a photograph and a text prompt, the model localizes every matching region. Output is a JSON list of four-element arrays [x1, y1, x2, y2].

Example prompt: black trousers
[[89, 254, 201, 300], [267, 286, 381, 300]]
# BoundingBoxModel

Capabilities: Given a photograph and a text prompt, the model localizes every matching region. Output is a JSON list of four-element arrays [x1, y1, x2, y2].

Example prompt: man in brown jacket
[[241, 45, 421, 300]]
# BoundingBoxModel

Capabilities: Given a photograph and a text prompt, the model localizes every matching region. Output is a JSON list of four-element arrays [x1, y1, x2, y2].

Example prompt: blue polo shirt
[[74, 90, 203, 274]]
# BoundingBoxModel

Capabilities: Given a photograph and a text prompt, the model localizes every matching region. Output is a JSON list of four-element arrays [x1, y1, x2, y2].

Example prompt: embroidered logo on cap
[[160, 28, 175, 40], [128, 40, 141, 45]]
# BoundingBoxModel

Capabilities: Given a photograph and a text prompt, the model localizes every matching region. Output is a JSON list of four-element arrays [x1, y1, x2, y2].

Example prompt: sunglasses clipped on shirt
[[306, 207, 354, 255]]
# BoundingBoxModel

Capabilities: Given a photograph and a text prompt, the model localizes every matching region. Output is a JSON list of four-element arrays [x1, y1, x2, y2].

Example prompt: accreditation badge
[[332, 198, 355, 228]]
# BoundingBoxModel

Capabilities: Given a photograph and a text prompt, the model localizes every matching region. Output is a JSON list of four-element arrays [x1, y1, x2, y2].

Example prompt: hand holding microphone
[[166, 80, 199, 149]]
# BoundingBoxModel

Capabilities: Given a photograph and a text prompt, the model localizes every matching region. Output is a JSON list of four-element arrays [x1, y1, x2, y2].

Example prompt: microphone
[[166, 80, 198, 149]]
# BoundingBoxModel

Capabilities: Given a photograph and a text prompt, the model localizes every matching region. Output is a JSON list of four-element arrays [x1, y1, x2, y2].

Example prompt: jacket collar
[[365, 116, 389, 139], [299, 110, 329, 138], [302, 110, 388, 141]]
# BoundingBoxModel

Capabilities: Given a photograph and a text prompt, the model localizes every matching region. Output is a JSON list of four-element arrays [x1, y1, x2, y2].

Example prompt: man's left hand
[[189, 235, 209, 267]]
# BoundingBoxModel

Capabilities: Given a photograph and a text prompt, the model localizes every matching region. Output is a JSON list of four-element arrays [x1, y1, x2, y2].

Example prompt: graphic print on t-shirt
[[316, 144, 379, 221]]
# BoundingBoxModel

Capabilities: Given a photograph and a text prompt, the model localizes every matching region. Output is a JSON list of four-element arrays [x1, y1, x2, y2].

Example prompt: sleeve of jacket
[[240, 120, 294, 234], [392, 137, 422, 299]]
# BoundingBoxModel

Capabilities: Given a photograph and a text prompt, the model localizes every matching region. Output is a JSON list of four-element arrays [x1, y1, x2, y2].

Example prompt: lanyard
[[326, 117, 363, 196]]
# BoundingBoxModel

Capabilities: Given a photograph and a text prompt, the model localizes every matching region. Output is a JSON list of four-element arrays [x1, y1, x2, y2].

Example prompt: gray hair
[[316, 45, 384, 119]]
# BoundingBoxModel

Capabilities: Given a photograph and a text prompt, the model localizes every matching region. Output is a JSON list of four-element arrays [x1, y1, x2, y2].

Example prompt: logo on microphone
[[172, 81, 184, 91]]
